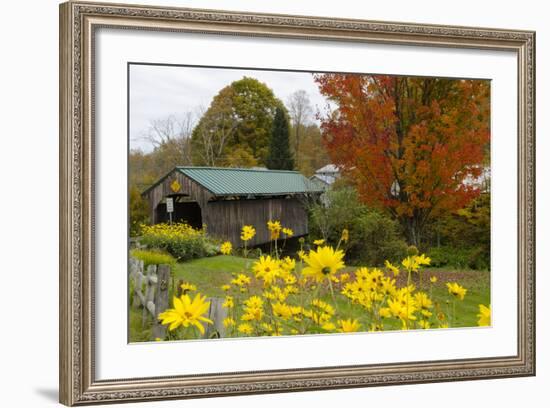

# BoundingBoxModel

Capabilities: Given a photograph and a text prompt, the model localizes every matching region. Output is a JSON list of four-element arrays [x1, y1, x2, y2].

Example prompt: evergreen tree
[[266, 107, 294, 170]]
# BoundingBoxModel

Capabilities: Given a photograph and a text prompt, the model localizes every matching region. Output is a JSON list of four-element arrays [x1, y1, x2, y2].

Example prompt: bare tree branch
[[287, 90, 313, 163]]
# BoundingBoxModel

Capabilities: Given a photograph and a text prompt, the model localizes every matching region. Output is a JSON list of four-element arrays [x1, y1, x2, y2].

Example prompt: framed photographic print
[[59, 1, 536, 405]]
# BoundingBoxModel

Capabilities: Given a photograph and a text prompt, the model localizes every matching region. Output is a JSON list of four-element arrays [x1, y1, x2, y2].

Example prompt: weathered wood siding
[[144, 170, 213, 224], [204, 197, 308, 246]]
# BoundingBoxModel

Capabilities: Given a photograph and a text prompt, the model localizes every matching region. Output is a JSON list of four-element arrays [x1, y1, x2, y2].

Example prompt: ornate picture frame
[[59, 1, 535, 405]]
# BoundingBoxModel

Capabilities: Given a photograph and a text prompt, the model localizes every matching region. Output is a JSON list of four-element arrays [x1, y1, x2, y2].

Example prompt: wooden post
[[152, 264, 170, 340], [132, 261, 145, 309], [204, 297, 227, 339], [129, 257, 142, 281], [142, 265, 157, 327]]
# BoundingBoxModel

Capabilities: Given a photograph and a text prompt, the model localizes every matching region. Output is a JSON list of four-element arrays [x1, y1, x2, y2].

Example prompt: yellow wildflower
[[309, 299, 335, 325], [430, 276, 438, 283], [415, 254, 431, 266], [311, 299, 335, 315], [283, 273, 297, 285], [243, 296, 264, 310], [252, 255, 281, 285], [402, 256, 419, 272], [384, 260, 400, 276], [322, 322, 336, 331], [447, 282, 467, 300], [267, 220, 282, 240], [221, 284, 231, 292], [313, 239, 325, 246], [241, 296, 264, 321], [414, 292, 433, 317], [280, 256, 296, 272], [180, 282, 197, 293], [220, 241, 232, 255], [240, 225, 256, 242], [282, 227, 294, 237], [272, 302, 293, 320], [260, 323, 274, 334], [231, 274, 251, 287], [477, 304, 491, 326], [388, 288, 417, 322], [304, 299, 334, 326], [339, 272, 350, 283], [302, 246, 345, 282], [337, 318, 361, 333], [263, 286, 288, 302], [388, 299, 414, 321], [380, 277, 397, 297], [370, 323, 383, 332], [341, 228, 349, 243], [222, 296, 234, 308], [241, 310, 263, 321], [158, 293, 213, 334], [419, 320, 431, 329], [379, 307, 391, 318], [285, 286, 299, 297], [223, 317, 236, 327], [238, 323, 253, 335]]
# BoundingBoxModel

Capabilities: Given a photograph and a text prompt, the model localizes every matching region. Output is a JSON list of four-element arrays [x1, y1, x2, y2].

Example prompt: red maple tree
[[314, 74, 490, 245]]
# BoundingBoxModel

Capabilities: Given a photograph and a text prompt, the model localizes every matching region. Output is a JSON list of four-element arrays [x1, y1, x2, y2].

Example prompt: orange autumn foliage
[[314, 74, 490, 245]]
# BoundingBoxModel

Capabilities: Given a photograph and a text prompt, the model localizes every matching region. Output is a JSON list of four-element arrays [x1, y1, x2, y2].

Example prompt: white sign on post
[[166, 197, 174, 213], [166, 197, 174, 225]]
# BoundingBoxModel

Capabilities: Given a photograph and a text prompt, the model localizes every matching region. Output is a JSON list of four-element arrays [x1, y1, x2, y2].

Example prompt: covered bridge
[[141, 167, 324, 246]]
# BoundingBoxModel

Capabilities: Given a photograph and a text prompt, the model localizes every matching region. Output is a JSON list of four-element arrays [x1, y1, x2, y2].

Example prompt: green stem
[[453, 299, 456, 327], [328, 278, 340, 315]]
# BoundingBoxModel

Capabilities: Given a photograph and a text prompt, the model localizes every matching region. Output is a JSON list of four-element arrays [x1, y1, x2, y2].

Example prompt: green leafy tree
[[129, 186, 150, 236], [292, 124, 330, 176], [191, 77, 283, 166], [266, 107, 294, 170], [224, 146, 259, 168]]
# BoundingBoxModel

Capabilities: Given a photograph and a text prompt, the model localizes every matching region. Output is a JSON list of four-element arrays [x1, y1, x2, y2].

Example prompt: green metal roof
[[175, 167, 324, 196]]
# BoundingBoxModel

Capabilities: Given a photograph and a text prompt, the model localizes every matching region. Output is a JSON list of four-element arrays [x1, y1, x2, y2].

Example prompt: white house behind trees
[[310, 164, 340, 188]]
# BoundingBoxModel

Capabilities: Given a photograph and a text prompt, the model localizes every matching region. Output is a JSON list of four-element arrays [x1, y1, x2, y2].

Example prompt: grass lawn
[[129, 255, 490, 342], [173, 255, 252, 298]]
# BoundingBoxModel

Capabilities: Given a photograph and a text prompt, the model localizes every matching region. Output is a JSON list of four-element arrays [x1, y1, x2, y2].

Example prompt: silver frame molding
[[59, 1, 536, 405]]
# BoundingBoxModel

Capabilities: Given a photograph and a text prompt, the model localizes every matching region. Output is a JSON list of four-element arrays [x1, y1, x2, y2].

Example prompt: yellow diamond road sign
[[170, 179, 181, 193]]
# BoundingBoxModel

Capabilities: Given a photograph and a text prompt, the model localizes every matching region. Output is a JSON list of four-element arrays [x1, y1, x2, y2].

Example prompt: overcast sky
[[129, 64, 333, 152]]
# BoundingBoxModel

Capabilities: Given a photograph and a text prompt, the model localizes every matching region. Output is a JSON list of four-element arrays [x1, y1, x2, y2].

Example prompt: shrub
[[467, 246, 490, 270], [309, 187, 408, 265], [428, 246, 489, 270], [139, 222, 219, 261], [425, 193, 490, 270], [130, 249, 176, 268], [348, 211, 408, 266], [309, 187, 364, 242]]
